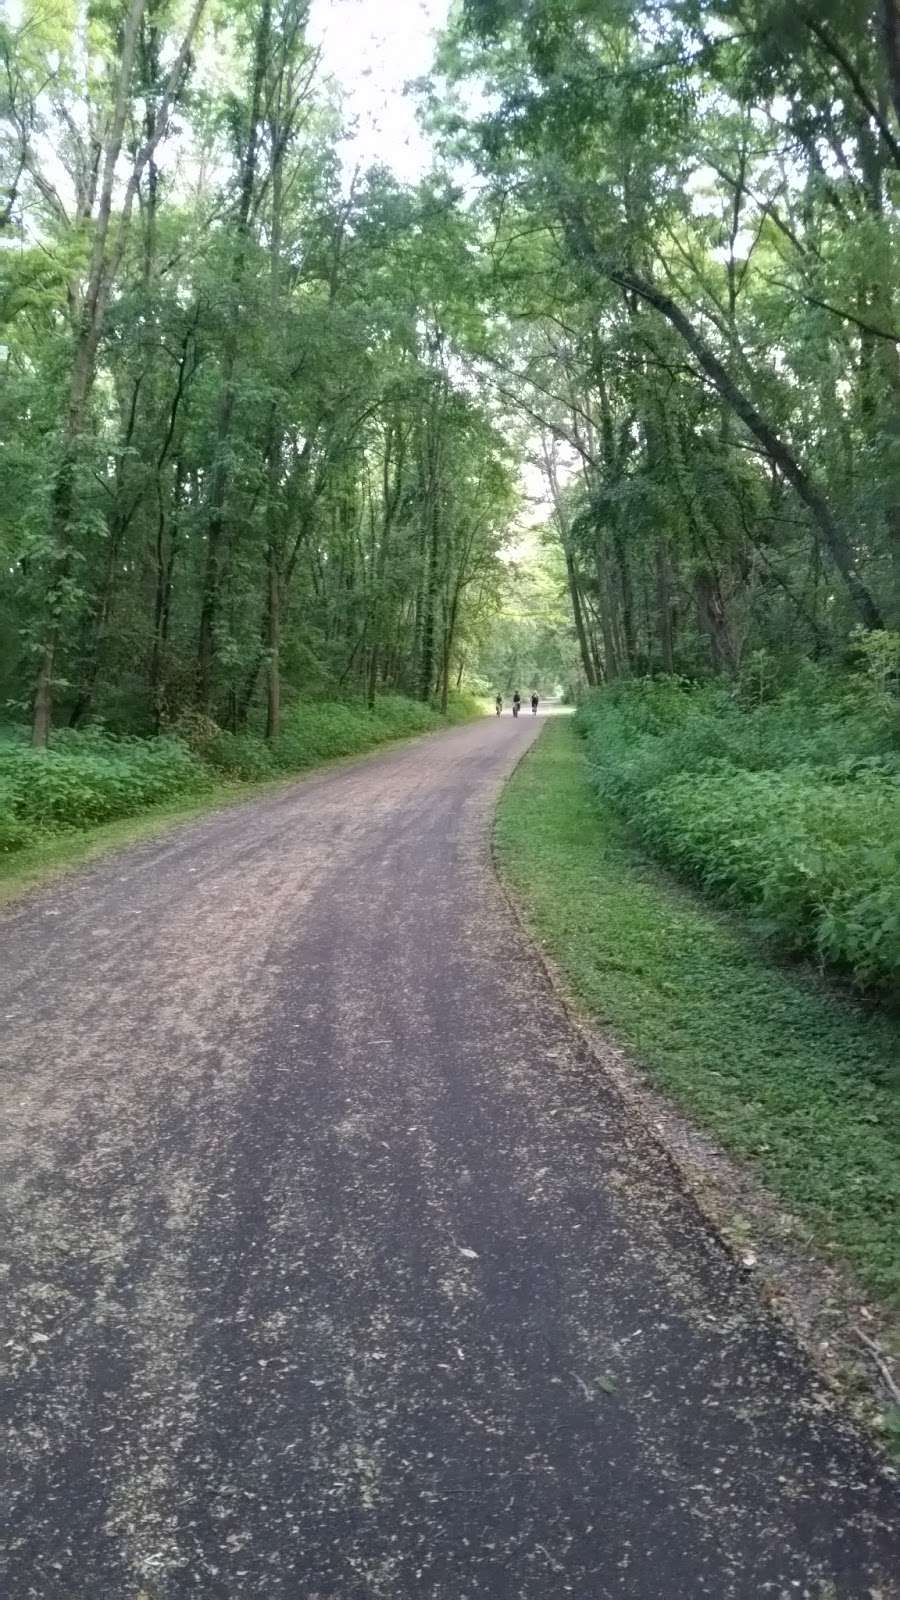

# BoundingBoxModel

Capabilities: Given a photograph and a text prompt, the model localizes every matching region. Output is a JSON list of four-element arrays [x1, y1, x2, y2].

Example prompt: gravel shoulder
[[1, 714, 898, 1599]]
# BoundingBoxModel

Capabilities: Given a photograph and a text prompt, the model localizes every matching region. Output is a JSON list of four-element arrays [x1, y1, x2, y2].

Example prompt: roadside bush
[[271, 694, 465, 769], [0, 693, 482, 858], [203, 731, 277, 782], [577, 667, 900, 992], [0, 786, 33, 853], [0, 735, 211, 832], [369, 695, 439, 738], [274, 695, 449, 768], [272, 701, 381, 769], [444, 689, 487, 724]]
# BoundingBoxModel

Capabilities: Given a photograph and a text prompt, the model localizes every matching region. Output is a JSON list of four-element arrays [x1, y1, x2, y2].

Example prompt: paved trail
[[1, 716, 898, 1599]]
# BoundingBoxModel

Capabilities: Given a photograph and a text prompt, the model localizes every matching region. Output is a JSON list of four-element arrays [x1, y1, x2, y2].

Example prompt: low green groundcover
[[0, 692, 482, 853]]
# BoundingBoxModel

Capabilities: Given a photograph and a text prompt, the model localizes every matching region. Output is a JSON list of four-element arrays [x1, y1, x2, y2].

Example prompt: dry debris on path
[[1, 717, 898, 1599]]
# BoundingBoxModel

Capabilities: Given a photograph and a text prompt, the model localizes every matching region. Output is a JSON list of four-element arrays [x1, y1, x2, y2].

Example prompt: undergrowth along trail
[[496, 718, 900, 1336], [0, 693, 482, 901], [577, 667, 900, 995]]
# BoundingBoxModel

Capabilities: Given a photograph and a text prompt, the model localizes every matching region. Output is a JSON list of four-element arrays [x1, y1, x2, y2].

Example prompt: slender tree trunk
[[566, 548, 596, 685], [613, 527, 635, 667], [366, 642, 380, 711], [417, 396, 444, 702], [419, 517, 439, 701], [366, 420, 405, 709], [588, 621, 604, 685], [265, 539, 280, 741], [655, 541, 675, 673], [441, 583, 462, 714], [541, 436, 597, 686], [440, 637, 450, 714], [150, 461, 184, 730], [881, 0, 900, 127], [259, 416, 284, 739], [32, 645, 55, 749], [30, 0, 147, 745], [595, 547, 620, 678]]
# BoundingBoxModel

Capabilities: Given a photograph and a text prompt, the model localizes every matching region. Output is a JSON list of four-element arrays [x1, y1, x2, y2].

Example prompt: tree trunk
[[541, 435, 597, 686], [565, 547, 597, 686], [265, 539, 280, 741], [881, 0, 900, 128], [366, 642, 379, 711], [417, 396, 444, 702], [150, 462, 185, 730], [366, 420, 405, 710], [32, 644, 55, 749], [419, 519, 439, 701], [30, 0, 147, 745], [613, 527, 635, 667], [440, 638, 450, 714], [594, 547, 620, 678], [655, 540, 675, 673], [441, 583, 462, 715], [695, 568, 737, 675]]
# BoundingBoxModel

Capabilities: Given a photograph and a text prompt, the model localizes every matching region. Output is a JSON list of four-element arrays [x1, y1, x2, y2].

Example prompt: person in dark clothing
[[531, 693, 539, 715], [512, 690, 521, 718]]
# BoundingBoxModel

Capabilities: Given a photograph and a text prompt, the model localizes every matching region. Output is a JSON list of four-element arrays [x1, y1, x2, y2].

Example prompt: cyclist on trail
[[531, 692, 539, 715], [495, 694, 502, 717], [512, 690, 521, 718]]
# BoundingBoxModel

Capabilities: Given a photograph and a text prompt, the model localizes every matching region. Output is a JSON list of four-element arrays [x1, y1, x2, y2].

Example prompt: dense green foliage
[[1, 1, 515, 747], [0, 693, 476, 850], [0, 731, 210, 837], [9, 0, 900, 731], [437, 0, 900, 998], [578, 659, 900, 991], [497, 718, 900, 1311], [443, 0, 900, 679]]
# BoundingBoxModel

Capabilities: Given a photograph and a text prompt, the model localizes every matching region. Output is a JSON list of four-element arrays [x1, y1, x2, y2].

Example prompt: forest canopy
[[442, 0, 900, 685], [3, 0, 900, 741]]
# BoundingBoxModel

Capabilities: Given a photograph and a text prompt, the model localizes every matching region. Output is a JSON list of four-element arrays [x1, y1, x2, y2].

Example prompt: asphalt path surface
[[1, 714, 898, 1599]]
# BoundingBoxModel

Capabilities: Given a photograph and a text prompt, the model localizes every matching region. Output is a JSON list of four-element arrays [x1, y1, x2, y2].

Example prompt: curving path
[[1, 714, 898, 1599]]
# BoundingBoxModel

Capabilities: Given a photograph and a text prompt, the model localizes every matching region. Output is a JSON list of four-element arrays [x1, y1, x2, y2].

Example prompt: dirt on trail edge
[[494, 733, 900, 1446]]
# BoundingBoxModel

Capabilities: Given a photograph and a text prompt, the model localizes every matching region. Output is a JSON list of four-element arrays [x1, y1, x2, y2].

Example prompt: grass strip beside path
[[495, 718, 900, 1316]]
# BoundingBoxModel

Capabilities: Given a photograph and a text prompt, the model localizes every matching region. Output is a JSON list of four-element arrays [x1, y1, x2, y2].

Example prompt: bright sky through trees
[[308, 0, 450, 183]]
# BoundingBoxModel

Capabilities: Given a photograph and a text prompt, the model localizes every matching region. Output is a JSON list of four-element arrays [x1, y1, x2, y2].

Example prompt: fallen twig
[[852, 1326, 900, 1408]]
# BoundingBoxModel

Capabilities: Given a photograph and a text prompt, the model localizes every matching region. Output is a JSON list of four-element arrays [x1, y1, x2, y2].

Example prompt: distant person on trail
[[531, 692, 539, 715], [495, 694, 502, 717], [512, 690, 521, 718]]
